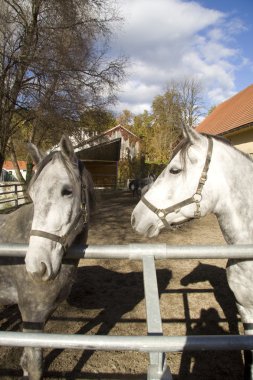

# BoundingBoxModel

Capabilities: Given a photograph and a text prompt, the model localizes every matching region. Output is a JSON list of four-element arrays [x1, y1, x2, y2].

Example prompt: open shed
[[76, 138, 121, 188]]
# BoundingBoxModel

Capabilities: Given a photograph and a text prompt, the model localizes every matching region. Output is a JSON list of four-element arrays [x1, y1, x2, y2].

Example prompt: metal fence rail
[[0, 242, 253, 259], [1, 331, 253, 352], [1, 242, 253, 380]]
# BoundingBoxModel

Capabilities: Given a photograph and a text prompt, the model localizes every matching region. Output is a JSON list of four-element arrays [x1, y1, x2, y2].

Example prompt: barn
[[75, 125, 140, 188], [196, 84, 253, 156], [76, 138, 121, 188]]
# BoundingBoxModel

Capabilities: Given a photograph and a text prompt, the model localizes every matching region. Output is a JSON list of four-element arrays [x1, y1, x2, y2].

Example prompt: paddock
[[0, 190, 247, 379]]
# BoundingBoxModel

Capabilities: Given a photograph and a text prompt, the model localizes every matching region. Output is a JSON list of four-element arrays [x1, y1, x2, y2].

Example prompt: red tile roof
[[196, 84, 253, 135], [3, 160, 27, 170]]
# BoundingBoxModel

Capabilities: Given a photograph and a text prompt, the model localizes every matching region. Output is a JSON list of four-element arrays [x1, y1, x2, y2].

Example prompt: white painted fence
[[1, 243, 253, 379], [0, 182, 28, 210]]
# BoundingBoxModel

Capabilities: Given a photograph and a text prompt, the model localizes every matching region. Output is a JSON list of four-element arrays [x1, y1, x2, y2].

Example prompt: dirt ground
[[0, 190, 245, 379]]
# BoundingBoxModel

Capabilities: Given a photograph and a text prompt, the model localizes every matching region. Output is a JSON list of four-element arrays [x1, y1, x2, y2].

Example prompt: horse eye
[[169, 167, 182, 175], [61, 186, 73, 197]]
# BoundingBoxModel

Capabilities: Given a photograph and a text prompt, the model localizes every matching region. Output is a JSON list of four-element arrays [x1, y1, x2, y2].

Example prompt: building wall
[[3, 161, 27, 181], [75, 125, 140, 161], [5, 169, 27, 180], [104, 126, 140, 160], [84, 161, 117, 188], [225, 127, 253, 155]]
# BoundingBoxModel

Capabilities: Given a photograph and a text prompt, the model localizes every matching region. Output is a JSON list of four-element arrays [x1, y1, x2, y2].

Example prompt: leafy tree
[[125, 79, 204, 165], [149, 89, 182, 163], [116, 109, 134, 127], [133, 110, 153, 137], [79, 109, 116, 135], [71, 108, 117, 146], [0, 0, 126, 174], [132, 110, 153, 160]]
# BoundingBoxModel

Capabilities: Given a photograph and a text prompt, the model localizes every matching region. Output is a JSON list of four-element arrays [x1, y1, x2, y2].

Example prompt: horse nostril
[[40, 262, 47, 276], [27, 262, 48, 282], [131, 214, 136, 227]]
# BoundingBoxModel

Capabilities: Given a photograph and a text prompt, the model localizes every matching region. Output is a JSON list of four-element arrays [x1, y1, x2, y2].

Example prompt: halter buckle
[[199, 173, 207, 185], [81, 203, 88, 224], [194, 199, 201, 218]]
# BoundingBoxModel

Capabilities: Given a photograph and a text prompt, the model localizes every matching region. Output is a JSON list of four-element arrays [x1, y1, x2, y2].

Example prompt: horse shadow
[[181, 262, 239, 334], [178, 263, 243, 380], [44, 265, 172, 378], [178, 307, 244, 380]]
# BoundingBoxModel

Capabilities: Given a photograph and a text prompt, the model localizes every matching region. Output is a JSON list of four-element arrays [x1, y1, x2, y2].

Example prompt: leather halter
[[29, 157, 88, 253], [141, 137, 213, 228]]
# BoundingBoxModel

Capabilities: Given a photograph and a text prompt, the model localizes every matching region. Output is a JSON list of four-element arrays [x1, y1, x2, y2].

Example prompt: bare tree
[[0, 0, 126, 173], [168, 78, 204, 128]]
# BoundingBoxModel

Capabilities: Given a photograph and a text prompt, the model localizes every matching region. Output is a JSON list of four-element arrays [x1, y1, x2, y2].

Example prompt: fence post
[[142, 255, 173, 380]]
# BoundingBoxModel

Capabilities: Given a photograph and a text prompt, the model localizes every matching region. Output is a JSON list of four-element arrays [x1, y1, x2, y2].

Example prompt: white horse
[[0, 135, 95, 379], [131, 125, 253, 379]]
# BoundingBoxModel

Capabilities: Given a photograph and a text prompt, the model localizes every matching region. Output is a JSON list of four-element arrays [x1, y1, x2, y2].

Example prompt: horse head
[[131, 125, 215, 237], [181, 262, 209, 286], [25, 135, 91, 281]]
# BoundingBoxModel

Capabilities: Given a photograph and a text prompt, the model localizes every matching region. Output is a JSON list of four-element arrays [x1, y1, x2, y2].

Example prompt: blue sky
[[111, 0, 253, 116], [199, 0, 253, 90]]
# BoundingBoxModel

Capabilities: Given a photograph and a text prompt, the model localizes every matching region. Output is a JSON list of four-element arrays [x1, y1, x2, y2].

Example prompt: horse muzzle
[[25, 242, 63, 282], [131, 210, 161, 238]]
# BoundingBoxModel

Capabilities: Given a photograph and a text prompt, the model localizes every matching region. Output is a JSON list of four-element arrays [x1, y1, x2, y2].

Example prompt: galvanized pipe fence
[[1, 243, 253, 380], [1, 242, 253, 259]]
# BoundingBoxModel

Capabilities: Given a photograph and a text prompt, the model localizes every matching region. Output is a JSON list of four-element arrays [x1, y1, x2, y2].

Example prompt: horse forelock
[[28, 151, 80, 192], [170, 138, 193, 169]]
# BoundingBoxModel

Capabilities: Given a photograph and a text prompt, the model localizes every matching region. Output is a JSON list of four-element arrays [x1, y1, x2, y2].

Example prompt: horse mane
[[171, 132, 253, 167], [79, 161, 96, 214], [205, 133, 253, 163]]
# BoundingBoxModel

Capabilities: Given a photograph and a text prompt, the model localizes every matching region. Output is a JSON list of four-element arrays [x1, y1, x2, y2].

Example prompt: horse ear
[[27, 142, 44, 166], [60, 135, 78, 165], [182, 124, 201, 143]]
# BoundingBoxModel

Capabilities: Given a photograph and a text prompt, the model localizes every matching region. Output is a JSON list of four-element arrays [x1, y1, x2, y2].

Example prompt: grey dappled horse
[[131, 125, 253, 379], [129, 174, 155, 197], [0, 135, 95, 379]]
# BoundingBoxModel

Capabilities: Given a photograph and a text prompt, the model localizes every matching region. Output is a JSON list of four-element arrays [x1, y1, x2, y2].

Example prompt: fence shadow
[[44, 265, 172, 378], [0, 262, 245, 379]]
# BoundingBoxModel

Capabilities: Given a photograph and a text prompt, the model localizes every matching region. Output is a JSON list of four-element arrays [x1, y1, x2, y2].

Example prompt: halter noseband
[[30, 156, 88, 253], [141, 137, 213, 228]]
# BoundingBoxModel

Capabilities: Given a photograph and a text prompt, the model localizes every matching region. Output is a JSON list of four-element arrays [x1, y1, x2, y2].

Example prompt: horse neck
[[211, 140, 253, 244]]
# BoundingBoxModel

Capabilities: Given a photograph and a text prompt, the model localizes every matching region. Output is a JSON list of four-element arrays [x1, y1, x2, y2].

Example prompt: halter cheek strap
[[141, 137, 213, 227], [30, 202, 87, 252]]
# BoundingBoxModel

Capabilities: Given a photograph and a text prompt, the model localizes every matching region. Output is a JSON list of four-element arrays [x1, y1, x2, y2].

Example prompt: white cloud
[[111, 0, 250, 114]]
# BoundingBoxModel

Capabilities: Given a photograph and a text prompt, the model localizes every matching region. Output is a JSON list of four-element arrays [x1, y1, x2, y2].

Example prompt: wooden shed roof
[[196, 84, 253, 135], [76, 138, 121, 162]]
